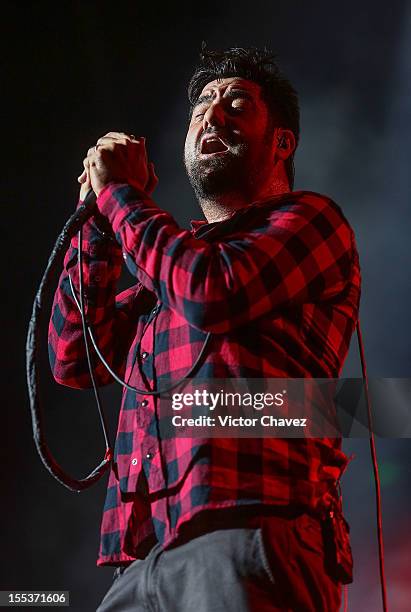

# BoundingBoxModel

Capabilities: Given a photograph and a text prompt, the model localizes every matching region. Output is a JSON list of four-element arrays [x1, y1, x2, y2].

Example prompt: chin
[[196, 174, 243, 198]]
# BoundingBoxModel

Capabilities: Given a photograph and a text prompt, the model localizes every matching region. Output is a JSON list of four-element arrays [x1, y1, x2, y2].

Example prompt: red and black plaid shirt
[[48, 184, 361, 566]]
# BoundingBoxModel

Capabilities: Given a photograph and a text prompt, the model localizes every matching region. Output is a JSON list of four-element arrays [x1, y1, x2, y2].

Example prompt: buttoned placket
[[128, 302, 163, 491], [123, 221, 222, 490]]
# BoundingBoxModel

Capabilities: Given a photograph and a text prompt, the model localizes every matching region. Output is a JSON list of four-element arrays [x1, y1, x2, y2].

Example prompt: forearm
[[48, 213, 129, 389], [96, 184, 355, 334]]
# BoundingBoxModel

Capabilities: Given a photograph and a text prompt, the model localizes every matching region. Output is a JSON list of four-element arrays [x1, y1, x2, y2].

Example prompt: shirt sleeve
[[96, 184, 356, 334], [48, 201, 146, 389]]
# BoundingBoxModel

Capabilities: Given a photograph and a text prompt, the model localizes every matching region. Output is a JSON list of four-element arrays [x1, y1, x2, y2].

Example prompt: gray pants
[[96, 515, 342, 612]]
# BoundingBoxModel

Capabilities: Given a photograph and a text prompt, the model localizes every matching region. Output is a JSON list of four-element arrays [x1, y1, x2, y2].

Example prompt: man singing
[[48, 46, 361, 611]]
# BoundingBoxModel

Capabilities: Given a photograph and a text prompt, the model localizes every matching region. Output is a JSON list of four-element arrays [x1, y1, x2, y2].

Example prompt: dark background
[[3, 1, 410, 610]]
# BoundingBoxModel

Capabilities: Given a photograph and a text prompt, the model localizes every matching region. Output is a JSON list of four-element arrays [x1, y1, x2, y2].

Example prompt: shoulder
[[256, 190, 350, 220], [294, 190, 354, 228], [248, 190, 355, 238]]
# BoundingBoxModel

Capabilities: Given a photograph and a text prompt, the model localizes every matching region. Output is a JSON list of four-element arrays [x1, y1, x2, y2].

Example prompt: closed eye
[[230, 96, 252, 111], [192, 90, 254, 122], [195, 101, 248, 120]]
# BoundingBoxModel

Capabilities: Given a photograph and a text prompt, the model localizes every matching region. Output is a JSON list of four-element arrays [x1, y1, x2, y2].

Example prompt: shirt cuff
[[96, 183, 157, 235], [71, 196, 119, 250]]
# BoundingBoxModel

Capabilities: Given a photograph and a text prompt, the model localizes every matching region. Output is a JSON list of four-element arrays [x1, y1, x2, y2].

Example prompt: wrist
[[96, 180, 148, 200], [91, 209, 117, 242]]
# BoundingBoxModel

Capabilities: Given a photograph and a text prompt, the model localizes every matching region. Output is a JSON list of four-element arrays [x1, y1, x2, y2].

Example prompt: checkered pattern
[[48, 184, 361, 566]]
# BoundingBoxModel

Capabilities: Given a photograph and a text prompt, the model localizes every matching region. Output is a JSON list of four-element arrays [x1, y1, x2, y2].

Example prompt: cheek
[[252, 120, 270, 142], [184, 129, 197, 158]]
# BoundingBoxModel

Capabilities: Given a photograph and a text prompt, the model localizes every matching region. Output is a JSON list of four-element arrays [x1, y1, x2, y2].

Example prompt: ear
[[274, 128, 296, 161]]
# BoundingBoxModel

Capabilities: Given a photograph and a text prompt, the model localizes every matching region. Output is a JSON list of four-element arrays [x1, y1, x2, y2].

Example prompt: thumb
[[79, 171, 92, 201], [78, 169, 87, 184]]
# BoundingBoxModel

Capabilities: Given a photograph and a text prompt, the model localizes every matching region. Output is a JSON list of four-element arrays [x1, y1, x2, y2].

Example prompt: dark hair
[[188, 44, 300, 188]]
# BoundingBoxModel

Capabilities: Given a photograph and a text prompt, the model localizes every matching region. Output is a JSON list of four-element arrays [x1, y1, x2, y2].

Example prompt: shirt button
[[141, 400, 148, 407], [94, 276, 101, 282], [145, 452, 153, 460], [141, 351, 149, 359], [131, 458, 138, 466]]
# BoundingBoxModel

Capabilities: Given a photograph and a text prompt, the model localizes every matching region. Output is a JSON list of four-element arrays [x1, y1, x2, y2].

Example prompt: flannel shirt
[[48, 184, 361, 566]]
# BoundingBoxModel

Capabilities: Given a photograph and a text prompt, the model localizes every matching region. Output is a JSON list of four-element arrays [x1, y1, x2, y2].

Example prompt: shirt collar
[[189, 191, 295, 235], [189, 206, 244, 234], [189, 219, 209, 231]]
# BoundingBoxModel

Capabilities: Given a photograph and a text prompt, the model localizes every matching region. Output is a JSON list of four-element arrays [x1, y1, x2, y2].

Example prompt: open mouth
[[200, 136, 229, 155]]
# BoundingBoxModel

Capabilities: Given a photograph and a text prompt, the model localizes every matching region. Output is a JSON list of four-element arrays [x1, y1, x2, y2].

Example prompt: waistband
[[112, 502, 334, 578], [166, 504, 324, 550]]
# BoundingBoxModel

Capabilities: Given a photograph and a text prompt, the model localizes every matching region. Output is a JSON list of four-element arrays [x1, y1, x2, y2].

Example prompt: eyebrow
[[193, 89, 255, 109], [193, 93, 214, 108]]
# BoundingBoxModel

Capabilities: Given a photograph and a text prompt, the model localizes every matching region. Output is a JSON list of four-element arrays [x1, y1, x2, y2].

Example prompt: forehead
[[198, 77, 263, 99]]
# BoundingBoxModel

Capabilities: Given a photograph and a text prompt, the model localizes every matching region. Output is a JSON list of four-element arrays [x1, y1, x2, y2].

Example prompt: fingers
[[78, 170, 87, 184], [91, 136, 149, 178], [91, 137, 146, 167], [96, 137, 146, 160], [78, 133, 153, 195], [98, 131, 135, 140], [78, 155, 93, 200], [77, 158, 89, 183], [96, 133, 143, 147], [77, 146, 106, 183], [77, 155, 91, 183]]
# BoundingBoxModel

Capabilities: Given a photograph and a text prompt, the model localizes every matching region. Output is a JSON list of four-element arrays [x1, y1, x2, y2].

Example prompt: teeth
[[201, 137, 228, 154]]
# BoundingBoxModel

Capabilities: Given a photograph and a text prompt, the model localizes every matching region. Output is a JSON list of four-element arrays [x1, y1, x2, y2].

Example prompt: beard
[[184, 140, 266, 200]]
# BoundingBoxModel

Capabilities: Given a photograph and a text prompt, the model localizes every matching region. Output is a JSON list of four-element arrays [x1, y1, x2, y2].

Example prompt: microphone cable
[[26, 190, 210, 492], [26, 190, 111, 491], [27, 190, 388, 611], [356, 320, 388, 612]]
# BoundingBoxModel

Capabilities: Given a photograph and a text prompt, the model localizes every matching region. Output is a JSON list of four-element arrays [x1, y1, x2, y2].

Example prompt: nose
[[202, 99, 226, 131]]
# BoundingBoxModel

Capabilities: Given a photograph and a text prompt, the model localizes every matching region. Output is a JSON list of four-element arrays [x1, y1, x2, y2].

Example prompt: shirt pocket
[[292, 513, 325, 557]]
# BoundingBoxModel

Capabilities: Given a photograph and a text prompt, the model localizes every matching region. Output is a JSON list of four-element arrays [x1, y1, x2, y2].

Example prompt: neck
[[199, 175, 291, 223]]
